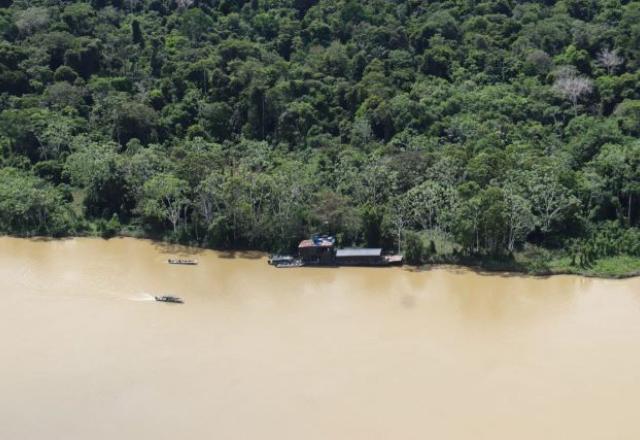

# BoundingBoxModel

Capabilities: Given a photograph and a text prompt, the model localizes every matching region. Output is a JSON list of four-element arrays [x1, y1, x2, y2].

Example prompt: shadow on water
[[151, 240, 206, 256], [152, 240, 265, 260], [468, 267, 554, 279], [400, 294, 417, 309], [402, 263, 554, 279], [402, 264, 461, 274], [21, 234, 267, 261], [27, 236, 75, 243], [217, 250, 264, 260]]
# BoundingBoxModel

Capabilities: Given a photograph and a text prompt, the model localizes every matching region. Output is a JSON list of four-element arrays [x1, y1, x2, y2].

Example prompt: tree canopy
[[1, 0, 639, 269]]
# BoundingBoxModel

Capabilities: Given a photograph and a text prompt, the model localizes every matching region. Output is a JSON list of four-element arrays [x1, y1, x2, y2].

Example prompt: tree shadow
[[401, 262, 554, 279], [466, 266, 553, 279], [27, 236, 75, 242], [217, 250, 264, 260], [402, 264, 463, 274], [152, 240, 206, 256]]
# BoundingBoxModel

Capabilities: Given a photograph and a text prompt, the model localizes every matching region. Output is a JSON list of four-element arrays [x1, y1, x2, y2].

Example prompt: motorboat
[[155, 295, 184, 303]]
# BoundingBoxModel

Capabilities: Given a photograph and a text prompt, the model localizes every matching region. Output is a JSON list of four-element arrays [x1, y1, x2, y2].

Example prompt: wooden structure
[[335, 248, 384, 265], [292, 235, 403, 267], [298, 235, 336, 265]]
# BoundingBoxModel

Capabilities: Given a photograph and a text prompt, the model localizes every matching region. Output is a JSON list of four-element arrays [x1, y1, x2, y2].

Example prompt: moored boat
[[168, 258, 198, 265], [268, 254, 304, 268], [275, 259, 304, 268], [268, 254, 293, 265]]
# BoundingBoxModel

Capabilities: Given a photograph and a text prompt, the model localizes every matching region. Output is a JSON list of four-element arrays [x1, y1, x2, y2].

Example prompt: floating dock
[[270, 235, 403, 268]]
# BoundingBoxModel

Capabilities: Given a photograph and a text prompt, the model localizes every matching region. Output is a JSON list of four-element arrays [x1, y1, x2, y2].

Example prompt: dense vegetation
[[1, 0, 640, 275]]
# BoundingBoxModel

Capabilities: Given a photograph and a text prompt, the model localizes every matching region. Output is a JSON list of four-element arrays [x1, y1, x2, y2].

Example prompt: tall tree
[[140, 173, 190, 233]]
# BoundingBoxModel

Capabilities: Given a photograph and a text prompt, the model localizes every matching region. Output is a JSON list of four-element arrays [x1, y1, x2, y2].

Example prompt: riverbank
[[406, 232, 640, 279], [425, 253, 640, 279], [5, 230, 640, 279]]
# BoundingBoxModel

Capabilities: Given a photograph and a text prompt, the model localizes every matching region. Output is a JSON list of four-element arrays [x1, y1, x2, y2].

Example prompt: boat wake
[[129, 292, 157, 302]]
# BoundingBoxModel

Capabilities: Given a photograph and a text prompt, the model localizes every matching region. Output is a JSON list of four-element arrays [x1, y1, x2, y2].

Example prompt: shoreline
[[425, 255, 640, 280], [429, 262, 640, 280], [4, 233, 640, 280]]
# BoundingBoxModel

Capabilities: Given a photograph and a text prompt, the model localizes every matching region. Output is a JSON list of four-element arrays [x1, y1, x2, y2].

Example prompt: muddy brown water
[[1, 236, 639, 440]]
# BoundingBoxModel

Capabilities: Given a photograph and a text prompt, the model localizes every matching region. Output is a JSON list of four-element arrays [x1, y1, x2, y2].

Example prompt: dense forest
[[1, 0, 640, 273]]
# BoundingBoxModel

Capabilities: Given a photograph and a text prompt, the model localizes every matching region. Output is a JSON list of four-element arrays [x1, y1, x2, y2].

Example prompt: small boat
[[275, 259, 304, 268], [168, 258, 198, 265], [268, 254, 304, 268], [268, 254, 294, 265], [155, 295, 184, 303], [384, 255, 404, 265]]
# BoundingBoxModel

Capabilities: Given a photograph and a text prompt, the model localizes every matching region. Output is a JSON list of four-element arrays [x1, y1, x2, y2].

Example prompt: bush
[[53, 66, 78, 83], [0, 168, 75, 235], [404, 231, 424, 265], [97, 214, 121, 238]]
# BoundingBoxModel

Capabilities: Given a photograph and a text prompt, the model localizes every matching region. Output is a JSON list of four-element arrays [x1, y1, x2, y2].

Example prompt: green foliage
[[97, 214, 121, 238], [139, 173, 189, 233], [180, 8, 214, 44], [113, 102, 158, 146], [0, 168, 75, 235], [53, 66, 78, 83], [0, 0, 638, 268], [403, 231, 424, 265]]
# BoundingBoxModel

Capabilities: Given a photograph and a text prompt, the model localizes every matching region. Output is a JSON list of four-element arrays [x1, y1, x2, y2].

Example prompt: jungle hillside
[[1, 0, 640, 276]]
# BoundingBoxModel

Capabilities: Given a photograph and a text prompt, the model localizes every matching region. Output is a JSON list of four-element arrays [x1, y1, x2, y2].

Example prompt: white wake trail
[[128, 292, 156, 301]]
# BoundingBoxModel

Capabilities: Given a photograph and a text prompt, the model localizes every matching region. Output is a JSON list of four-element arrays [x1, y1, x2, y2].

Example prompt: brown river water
[[1, 236, 640, 440]]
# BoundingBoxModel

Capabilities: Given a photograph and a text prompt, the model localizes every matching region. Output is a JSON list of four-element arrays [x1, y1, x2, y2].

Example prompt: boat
[[168, 258, 198, 265], [155, 295, 184, 303], [384, 255, 404, 265], [268, 254, 293, 265], [268, 254, 304, 268], [275, 259, 304, 268]]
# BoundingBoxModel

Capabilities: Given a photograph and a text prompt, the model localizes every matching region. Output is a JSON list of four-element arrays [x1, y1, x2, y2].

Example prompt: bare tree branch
[[597, 48, 623, 75], [552, 71, 593, 115]]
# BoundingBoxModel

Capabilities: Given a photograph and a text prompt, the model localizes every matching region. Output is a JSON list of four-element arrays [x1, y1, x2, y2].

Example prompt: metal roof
[[299, 238, 334, 248], [335, 248, 382, 258]]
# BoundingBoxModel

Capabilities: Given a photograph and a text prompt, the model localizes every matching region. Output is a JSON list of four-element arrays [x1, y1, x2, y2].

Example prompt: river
[[1, 236, 639, 439]]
